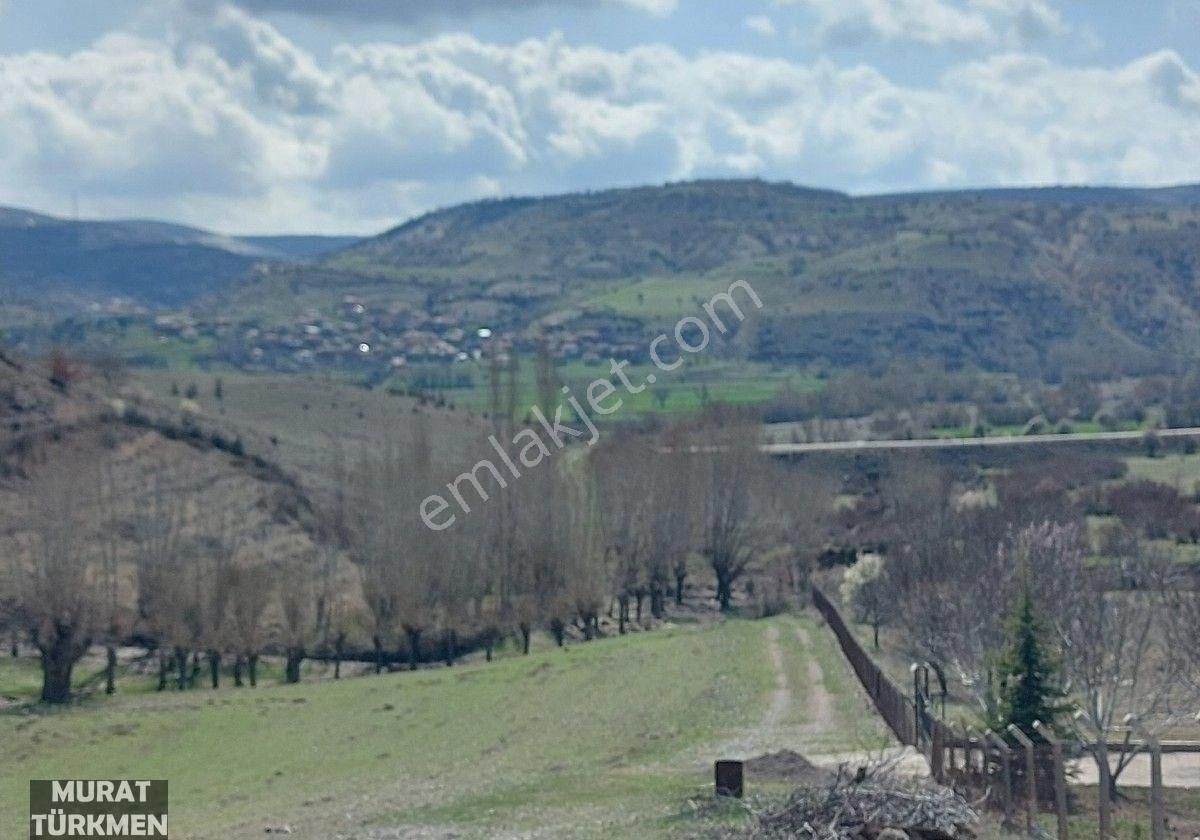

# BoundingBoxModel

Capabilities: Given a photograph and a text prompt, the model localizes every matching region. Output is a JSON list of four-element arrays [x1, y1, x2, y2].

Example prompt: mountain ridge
[[0, 205, 360, 310]]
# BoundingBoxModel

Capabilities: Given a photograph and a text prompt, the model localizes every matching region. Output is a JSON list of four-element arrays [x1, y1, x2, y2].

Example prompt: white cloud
[[0, 9, 1197, 233], [224, 0, 676, 23], [745, 15, 777, 37], [779, 0, 1065, 47]]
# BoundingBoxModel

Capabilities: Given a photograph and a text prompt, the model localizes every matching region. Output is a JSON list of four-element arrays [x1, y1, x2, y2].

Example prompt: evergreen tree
[[990, 586, 1067, 741]]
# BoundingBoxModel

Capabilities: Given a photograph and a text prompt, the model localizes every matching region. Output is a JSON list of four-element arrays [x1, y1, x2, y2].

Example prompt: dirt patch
[[745, 750, 835, 786]]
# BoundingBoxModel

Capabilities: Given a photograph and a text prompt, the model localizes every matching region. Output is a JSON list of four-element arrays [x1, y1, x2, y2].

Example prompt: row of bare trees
[[1, 446, 323, 703], [1, 405, 823, 703], [334, 405, 814, 673]]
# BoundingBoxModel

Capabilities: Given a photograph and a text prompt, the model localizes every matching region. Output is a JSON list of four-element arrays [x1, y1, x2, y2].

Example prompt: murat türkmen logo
[[29, 780, 168, 839]]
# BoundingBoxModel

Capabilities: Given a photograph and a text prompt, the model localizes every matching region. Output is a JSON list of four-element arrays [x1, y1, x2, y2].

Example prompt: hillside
[[0, 354, 329, 639], [0, 205, 357, 315], [208, 179, 1200, 381]]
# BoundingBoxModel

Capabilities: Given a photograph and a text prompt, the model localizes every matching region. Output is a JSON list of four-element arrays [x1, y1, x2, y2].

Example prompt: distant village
[[148, 294, 646, 375]]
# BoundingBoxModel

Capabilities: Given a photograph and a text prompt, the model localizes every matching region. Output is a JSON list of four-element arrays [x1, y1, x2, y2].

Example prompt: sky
[[1, 0, 1198, 234]]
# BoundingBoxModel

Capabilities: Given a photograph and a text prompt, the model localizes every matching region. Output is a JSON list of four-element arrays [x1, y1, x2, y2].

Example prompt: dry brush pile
[[696, 767, 978, 840]]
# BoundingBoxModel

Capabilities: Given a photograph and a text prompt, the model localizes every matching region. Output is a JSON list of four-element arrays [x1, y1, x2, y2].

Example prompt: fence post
[[1127, 718, 1165, 840], [1008, 724, 1037, 836], [1034, 720, 1069, 840], [931, 721, 945, 783], [1096, 737, 1112, 840], [987, 730, 1015, 830], [965, 726, 979, 780], [1148, 735, 1165, 840], [948, 723, 958, 774]]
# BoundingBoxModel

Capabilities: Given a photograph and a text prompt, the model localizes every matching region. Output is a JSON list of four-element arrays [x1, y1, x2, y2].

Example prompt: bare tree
[[841, 553, 893, 649], [96, 463, 128, 695], [345, 416, 441, 672], [12, 461, 101, 703], [130, 469, 188, 691], [228, 564, 272, 687], [594, 435, 651, 633], [197, 516, 240, 690], [1051, 537, 1191, 795], [278, 555, 315, 684], [693, 411, 776, 611]]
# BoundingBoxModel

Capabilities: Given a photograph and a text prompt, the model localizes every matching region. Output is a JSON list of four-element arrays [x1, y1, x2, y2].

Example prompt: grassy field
[[0, 614, 886, 840], [1123, 452, 1200, 491], [380, 358, 821, 419]]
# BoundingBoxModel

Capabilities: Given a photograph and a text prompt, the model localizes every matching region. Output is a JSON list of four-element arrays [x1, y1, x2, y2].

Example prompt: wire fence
[[810, 584, 1177, 840]]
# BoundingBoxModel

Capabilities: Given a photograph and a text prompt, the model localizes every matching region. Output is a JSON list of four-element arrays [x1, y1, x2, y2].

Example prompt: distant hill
[[212, 179, 1200, 380], [0, 206, 359, 311]]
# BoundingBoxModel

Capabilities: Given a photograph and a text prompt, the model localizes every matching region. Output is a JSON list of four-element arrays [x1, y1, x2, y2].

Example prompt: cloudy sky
[[2, 0, 1199, 234]]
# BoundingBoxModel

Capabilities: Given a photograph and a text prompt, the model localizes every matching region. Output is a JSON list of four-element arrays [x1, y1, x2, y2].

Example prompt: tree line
[[0, 404, 821, 704]]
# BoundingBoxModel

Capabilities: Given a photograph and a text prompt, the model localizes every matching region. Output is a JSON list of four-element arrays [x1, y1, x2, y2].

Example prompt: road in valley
[[761, 426, 1200, 456]]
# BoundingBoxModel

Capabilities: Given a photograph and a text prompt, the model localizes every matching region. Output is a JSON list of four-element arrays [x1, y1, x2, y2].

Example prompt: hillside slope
[[0, 354, 325, 632], [214, 179, 1200, 379], [0, 206, 357, 312]]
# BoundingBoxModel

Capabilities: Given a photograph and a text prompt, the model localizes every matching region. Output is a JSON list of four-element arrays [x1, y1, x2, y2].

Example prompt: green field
[[1122, 452, 1200, 491], [384, 358, 821, 420], [0, 614, 887, 839]]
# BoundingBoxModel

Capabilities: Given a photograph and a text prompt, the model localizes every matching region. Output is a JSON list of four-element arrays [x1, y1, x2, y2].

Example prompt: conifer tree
[[990, 586, 1066, 741]]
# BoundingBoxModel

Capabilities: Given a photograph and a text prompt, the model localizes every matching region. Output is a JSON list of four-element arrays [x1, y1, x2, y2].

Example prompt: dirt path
[[763, 624, 791, 729], [793, 625, 834, 735], [687, 620, 925, 775]]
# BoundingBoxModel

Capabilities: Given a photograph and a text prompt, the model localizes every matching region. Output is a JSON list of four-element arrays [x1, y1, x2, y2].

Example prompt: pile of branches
[[746, 768, 979, 840]]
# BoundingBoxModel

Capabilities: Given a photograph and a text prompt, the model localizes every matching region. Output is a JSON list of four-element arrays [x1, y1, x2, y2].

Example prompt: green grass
[[1123, 452, 1200, 491], [391, 357, 822, 419], [0, 615, 881, 839], [589, 276, 722, 319], [1057, 785, 1200, 840]]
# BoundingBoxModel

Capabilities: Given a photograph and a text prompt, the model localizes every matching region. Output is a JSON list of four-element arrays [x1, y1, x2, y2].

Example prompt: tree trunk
[[635, 590, 645, 623], [485, 634, 494, 662], [35, 620, 89, 705], [618, 596, 628, 635], [405, 627, 422, 671], [519, 623, 531, 655], [716, 572, 733, 612], [550, 619, 565, 647], [248, 653, 259, 687], [39, 650, 75, 704], [373, 635, 385, 675], [443, 629, 457, 666], [233, 655, 244, 688], [334, 633, 345, 680], [157, 650, 169, 692], [9, 630, 18, 658], [675, 571, 687, 605], [175, 646, 188, 690], [284, 648, 304, 684], [105, 644, 117, 695], [190, 651, 202, 687], [207, 650, 221, 689]]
